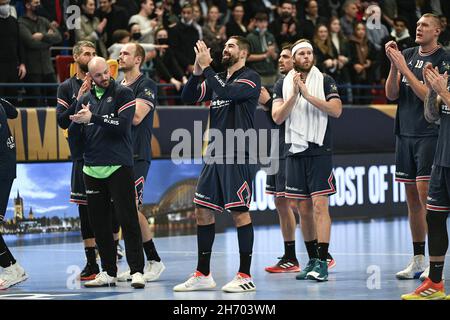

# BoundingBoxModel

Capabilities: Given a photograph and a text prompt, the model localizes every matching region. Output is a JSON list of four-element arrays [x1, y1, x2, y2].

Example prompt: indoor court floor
[[1, 217, 449, 300]]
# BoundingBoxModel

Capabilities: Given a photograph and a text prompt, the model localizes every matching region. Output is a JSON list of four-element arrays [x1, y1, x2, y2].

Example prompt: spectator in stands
[[396, 0, 419, 38], [365, 4, 389, 52], [439, 15, 450, 49], [0, 0, 26, 105], [202, 5, 226, 72], [75, 0, 108, 58], [340, 0, 358, 38], [329, 15, 352, 103], [226, 4, 249, 38], [96, 0, 129, 48], [129, 0, 158, 44], [246, 12, 278, 86], [153, 27, 187, 104], [243, 0, 276, 23], [129, 23, 142, 42], [313, 24, 340, 77], [300, 0, 327, 41], [19, 0, 62, 107], [380, 0, 398, 28], [348, 21, 377, 104], [390, 16, 415, 51], [39, 0, 67, 43], [191, 2, 205, 26], [107, 29, 131, 60], [269, 0, 300, 48], [168, 3, 200, 76], [115, 0, 139, 21]]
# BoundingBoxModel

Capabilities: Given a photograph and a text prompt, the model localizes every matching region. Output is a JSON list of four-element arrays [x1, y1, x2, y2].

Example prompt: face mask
[[132, 32, 142, 40], [157, 38, 168, 45], [0, 4, 10, 18]]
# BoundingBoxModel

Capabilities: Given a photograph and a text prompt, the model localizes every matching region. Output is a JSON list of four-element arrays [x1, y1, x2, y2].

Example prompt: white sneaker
[[419, 266, 445, 282], [0, 262, 28, 290], [173, 271, 216, 292], [396, 255, 428, 280], [144, 260, 166, 282], [84, 271, 117, 288], [117, 269, 131, 282], [131, 272, 145, 289], [222, 273, 256, 293]]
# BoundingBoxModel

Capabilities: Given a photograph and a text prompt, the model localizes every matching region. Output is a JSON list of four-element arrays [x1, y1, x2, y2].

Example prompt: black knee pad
[[426, 211, 449, 257]]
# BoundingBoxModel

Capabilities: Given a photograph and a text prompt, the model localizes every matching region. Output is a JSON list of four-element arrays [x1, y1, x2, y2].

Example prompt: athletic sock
[[284, 241, 297, 261], [318, 242, 329, 262], [429, 261, 445, 283], [413, 242, 426, 256], [196, 223, 215, 276], [143, 239, 161, 262], [237, 223, 254, 276], [84, 247, 97, 266], [304, 239, 318, 260]]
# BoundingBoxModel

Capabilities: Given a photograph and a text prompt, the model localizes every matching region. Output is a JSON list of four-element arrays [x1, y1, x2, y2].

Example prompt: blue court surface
[[1, 217, 449, 300]]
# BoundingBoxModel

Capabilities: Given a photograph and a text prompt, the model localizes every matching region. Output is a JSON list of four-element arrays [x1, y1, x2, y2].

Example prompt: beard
[[79, 62, 89, 73], [294, 61, 313, 73], [222, 54, 239, 68]]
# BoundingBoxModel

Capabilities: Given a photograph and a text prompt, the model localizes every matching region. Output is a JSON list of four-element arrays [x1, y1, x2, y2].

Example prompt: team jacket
[[0, 98, 18, 179], [68, 80, 136, 167], [56, 76, 83, 160], [181, 66, 261, 161]]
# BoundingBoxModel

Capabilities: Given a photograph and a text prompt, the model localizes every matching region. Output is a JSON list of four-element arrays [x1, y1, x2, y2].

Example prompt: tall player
[[116, 43, 165, 282], [385, 13, 449, 280], [174, 37, 261, 293], [402, 62, 450, 300], [56, 41, 122, 281]]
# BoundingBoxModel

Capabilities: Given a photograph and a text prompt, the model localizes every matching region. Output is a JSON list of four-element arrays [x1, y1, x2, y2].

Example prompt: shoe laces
[[185, 272, 205, 286]]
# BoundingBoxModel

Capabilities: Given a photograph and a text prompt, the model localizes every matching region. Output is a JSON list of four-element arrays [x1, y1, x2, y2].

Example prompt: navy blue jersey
[[434, 83, 450, 168], [268, 77, 287, 159], [121, 74, 156, 162], [181, 66, 261, 161], [68, 80, 136, 167], [395, 46, 450, 137], [287, 74, 341, 157], [56, 76, 83, 160], [0, 98, 18, 179]]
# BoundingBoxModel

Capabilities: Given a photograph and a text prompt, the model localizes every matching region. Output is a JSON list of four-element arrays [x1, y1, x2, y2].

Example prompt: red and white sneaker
[[327, 254, 336, 270], [173, 271, 216, 292], [401, 278, 446, 300], [265, 257, 300, 273]]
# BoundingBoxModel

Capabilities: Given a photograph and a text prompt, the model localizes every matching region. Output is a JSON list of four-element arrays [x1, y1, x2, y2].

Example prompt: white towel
[[283, 66, 328, 154]]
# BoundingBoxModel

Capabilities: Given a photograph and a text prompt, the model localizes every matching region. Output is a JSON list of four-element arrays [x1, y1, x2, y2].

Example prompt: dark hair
[[140, 0, 152, 6], [280, 0, 294, 6], [232, 3, 244, 11], [128, 23, 139, 32], [230, 35, 251, 53], [393, 16, 408, 26], [182, 3, 193, 11], [111, 29, 131, 44], [254, 12, 268, 22], [281, 44, 292, 51]]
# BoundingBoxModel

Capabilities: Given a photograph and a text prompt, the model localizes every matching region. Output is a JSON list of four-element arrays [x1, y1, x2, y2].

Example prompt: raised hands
[[194, 41, 213, 70], [424, 63, 449, 95]]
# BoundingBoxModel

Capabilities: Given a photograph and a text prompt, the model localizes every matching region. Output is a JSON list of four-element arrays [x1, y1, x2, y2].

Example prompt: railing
[[0, 83, 387, 107]]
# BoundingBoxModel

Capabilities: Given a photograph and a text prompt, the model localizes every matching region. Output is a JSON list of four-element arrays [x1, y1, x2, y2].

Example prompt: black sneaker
[[80, 263, 100, 281]]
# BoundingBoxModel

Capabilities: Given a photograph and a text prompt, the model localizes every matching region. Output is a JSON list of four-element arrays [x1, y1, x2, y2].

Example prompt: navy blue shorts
[[133, 160, 150, 208], [285, 154, 336, 199], [70, 160, 87, 205], [395, 136, 437, 184], [194, 164, 257, 212], [426, 165, 450, 213], [265, 159, 286, 197]]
